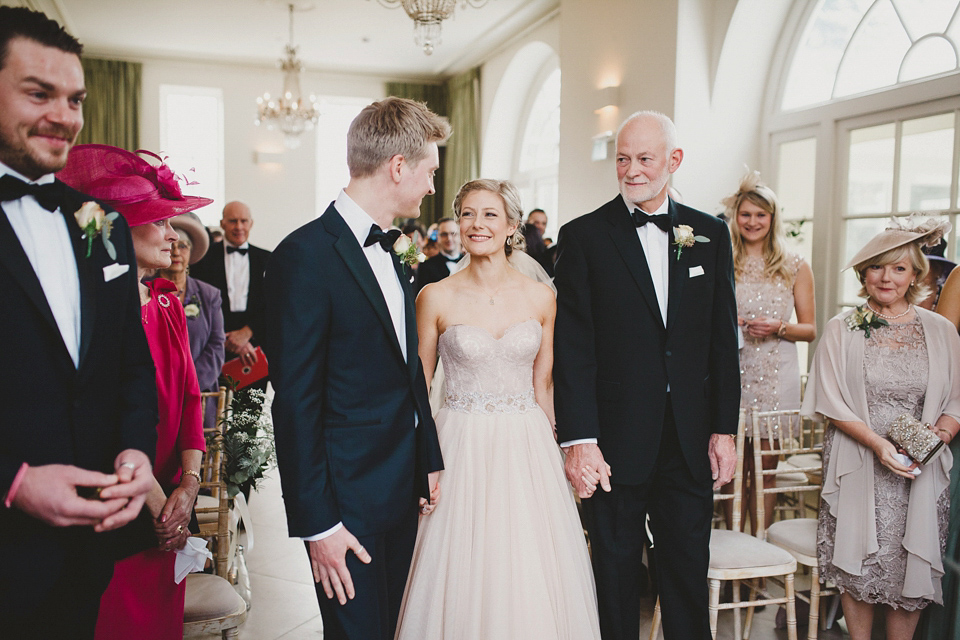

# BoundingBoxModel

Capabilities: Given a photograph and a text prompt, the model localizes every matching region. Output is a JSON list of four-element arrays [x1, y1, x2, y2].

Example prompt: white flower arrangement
[[393, 234, 426, 268], [672, 224, 709, 260], [74, 201, 120, 259]]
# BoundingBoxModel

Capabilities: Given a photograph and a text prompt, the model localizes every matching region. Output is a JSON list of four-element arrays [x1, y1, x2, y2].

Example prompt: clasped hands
[[225, 326, 258, 366], [12, 449, 153, 532], [739, 315, 780, 339]]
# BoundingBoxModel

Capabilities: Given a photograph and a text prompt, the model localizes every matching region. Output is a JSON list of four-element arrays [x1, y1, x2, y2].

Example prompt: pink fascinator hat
[[57, 144, 213, 227], [845, 214, 952, 270]]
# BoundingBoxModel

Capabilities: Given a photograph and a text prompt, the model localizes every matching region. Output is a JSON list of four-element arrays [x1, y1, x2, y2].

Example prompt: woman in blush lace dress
[[394, 180, 601, 640], [722, 171, 815, 531], [802, 216, 960, 640]]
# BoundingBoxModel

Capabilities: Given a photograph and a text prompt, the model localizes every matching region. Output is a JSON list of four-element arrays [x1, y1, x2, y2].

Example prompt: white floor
[[203, 471, 863, 640]]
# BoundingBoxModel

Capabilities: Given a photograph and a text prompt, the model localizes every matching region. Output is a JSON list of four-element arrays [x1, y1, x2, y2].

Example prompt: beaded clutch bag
[[887, 415, 945, 465]]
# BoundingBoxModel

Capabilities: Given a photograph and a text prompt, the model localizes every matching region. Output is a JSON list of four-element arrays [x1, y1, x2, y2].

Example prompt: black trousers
[[581, 398, 714, 640], [308, 507, 418, 640]]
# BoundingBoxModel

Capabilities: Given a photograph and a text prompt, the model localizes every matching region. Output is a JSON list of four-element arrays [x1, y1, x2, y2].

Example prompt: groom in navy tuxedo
[[0, 8, 157, 638], [264, 97, 446, 640], [554, 111, 740, 639]]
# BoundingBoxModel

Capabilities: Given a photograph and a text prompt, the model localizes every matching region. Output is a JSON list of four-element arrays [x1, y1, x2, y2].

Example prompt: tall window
[[767, 0, 960, 320], [314, 96, 375, 218], [515, 67, 560, 241], [159, 85, 224, 227]]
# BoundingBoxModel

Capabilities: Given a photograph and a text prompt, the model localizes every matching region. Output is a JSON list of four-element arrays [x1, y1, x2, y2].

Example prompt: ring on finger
[[120, 462, 136, 470]]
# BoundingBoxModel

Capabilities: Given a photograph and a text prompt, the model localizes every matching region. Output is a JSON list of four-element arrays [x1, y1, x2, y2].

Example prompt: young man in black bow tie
[[554, 111, 740, 640], [416, 217, 462, 292], [264, 97, 447, 640], [0, 7, 157, 637]]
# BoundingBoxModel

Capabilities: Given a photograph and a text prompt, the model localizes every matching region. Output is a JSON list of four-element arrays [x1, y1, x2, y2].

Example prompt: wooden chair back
[[196, 387, 231, 578]]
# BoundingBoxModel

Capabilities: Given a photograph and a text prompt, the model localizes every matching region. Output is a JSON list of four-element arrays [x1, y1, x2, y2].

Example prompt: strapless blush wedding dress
[[394, 319, 600, 640]]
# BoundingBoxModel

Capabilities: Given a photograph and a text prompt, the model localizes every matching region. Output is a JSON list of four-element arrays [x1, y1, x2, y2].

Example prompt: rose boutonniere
[[184, 294, 201, 319], [846, 304, 888, 338], [673, 225, 709, 260], [392, 234, 426, 269], [74, 201, 120, 259]]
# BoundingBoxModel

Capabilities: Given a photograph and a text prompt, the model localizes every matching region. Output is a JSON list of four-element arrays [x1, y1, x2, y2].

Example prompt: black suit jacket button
[[665, 350, 672, 357]]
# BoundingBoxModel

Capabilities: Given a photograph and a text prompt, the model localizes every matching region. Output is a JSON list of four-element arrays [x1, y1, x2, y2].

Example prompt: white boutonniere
[[183, 294, 201, 318], [845, 304, 888, 338], [74, 201, 120, 259], [392, 234, 426, 269], [672, 224, 709, 260]]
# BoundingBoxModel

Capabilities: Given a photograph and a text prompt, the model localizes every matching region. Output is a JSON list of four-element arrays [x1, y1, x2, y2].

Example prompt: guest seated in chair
[[802, 215, 960, 640], [159, 212, 225, 431], [58, 144, 210, 640]]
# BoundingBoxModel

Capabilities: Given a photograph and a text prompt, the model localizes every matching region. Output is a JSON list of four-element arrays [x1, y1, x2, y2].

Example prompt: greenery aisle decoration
[[212, 387, 277, 498]]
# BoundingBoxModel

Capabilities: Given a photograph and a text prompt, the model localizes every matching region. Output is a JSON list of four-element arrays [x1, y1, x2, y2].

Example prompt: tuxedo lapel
[[604, 203, 664, 329], [392, 256, 419, 380], [0, 204, 61, 338], [326, 210, 406, 366], [666, 200, 686, 333], [57, 189, 96, 368]]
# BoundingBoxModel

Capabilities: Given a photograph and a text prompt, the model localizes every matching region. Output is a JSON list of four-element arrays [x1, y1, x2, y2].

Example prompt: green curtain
[[443, 67, 481, 218], [384, 82, 448, 225], [76, 58, 141, 150]]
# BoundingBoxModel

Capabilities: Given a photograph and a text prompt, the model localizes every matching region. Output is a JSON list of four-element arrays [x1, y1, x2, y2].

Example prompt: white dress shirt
[[0, 161, 81, 368], [304, 190, 408, 541], [224, 241, 251, 313], [560, 197, 672, 449]]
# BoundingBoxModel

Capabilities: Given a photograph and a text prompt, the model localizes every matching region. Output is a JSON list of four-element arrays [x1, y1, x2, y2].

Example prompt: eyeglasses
[[438, 232, 458, 238]]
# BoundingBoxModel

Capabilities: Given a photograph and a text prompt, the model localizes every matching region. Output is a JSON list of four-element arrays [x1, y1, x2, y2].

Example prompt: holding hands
[[419, 470, 441, 516], [563, 443, 612, 499]]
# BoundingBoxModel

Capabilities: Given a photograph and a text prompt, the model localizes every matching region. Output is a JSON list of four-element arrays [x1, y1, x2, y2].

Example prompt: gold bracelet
[[936, 427, 953, 441], [181, 469, 201, 483]]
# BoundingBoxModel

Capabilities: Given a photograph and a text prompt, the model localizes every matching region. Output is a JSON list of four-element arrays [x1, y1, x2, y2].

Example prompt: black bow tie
[[226, 245, 248, 256], [442, 253, 461, 262], [632, 209, 672, 233], [364, 225, 402, 252], [0, 174, 62, 212]]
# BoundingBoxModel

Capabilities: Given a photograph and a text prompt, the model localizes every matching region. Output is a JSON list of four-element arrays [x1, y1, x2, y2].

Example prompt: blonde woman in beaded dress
[[722, 171, 816, 531], [394, 180, 601, 640], [802, 216, 960, 640]]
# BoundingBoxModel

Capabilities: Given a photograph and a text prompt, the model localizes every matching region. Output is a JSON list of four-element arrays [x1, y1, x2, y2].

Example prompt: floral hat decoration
[[57, 144, 213, 228], [844, 214, 952, 271]]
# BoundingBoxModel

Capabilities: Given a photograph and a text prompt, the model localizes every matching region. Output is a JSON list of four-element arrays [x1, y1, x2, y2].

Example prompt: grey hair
[[617, 110, 679, 152], [453, 179, 525, 256], [347, 97, 451, 178]]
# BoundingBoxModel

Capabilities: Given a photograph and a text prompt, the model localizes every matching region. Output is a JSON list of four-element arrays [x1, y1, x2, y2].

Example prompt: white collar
[[623, 195, 671, 218], [0, 160, 56, 185], [335, 189, 384, 246]]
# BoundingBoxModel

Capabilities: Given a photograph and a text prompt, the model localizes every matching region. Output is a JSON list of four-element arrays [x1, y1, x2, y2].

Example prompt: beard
[[619, 171, 670, 210], [0, 123, 78, 180]]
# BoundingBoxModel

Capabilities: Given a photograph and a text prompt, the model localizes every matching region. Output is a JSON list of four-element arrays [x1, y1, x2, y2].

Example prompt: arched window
[[766, 0, 960, 320], [515, 67, 561, 241], [783, 0, 960, 110]]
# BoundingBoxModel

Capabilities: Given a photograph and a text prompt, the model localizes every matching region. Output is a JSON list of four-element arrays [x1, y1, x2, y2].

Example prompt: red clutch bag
[[221, 347, 268, 389]]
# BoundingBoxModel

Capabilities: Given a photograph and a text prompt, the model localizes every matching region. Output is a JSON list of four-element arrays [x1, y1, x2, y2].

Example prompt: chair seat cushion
[[709, 529, 795, 570], [786, 453, 822, 470], [767, 518, 817, 559], [183, 574, 247, 622], [776, 460, 809, 487], [195, 495, 219, 525]]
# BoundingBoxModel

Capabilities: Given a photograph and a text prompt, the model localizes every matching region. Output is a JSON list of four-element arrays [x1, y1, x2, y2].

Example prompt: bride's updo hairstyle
[[453, 179, 525, 256]]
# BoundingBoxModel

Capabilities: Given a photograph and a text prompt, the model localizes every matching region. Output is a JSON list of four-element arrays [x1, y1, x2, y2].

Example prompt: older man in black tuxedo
[[415, 217, 462, 292], [554, 111, 740, 640], [265, 97, 446, 640], [0, 8, 157, 638], [191, 200, 271, 369]]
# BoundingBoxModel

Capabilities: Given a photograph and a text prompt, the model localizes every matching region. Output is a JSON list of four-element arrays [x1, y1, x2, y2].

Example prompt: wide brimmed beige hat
[[169, 212, 210, 264], [845, 214, 952, 270]]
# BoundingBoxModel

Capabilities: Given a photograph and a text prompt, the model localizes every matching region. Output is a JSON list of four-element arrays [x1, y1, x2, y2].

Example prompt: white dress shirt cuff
[[303, 521, 343, 541], [560, 438, 598, 448]]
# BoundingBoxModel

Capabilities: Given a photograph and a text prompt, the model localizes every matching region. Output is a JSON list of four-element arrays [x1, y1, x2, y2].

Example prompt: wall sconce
[[254, 150, 284, 167], [592, 131, 615, 161], [593, 85, 620, 113]]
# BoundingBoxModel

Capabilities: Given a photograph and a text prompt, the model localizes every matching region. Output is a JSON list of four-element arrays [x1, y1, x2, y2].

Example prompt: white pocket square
[[689, 265, 705, 278], [103, 263, 129, 282]]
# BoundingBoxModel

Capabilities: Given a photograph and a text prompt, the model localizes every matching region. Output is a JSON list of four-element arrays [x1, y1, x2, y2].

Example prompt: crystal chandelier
[[255, 4, 320, 148], [375, 0, 490, 55]]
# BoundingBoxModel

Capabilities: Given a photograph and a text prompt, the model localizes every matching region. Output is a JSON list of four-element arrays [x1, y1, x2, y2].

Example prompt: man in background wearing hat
[[0, 7, 157, 637], [191, 200, 271, 377]]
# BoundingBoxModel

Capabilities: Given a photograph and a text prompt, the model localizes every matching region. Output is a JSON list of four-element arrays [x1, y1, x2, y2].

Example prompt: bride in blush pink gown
[[395, 180, 601, 640]]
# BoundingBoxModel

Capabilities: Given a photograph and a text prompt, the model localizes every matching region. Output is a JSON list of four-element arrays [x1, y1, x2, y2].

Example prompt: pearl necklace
[[867, 300, 912, 320]]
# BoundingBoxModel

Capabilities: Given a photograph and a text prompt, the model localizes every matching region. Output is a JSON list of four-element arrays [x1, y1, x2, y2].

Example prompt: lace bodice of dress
[[438, 319, 542, 415], [864, 314, 928, 433]]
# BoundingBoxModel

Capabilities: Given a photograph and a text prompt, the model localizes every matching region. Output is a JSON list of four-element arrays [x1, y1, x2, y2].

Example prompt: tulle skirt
[[395, 405, 600, 640]]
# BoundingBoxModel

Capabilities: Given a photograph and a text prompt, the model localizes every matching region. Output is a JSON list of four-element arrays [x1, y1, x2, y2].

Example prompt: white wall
[[139, 58, 385, 250]]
